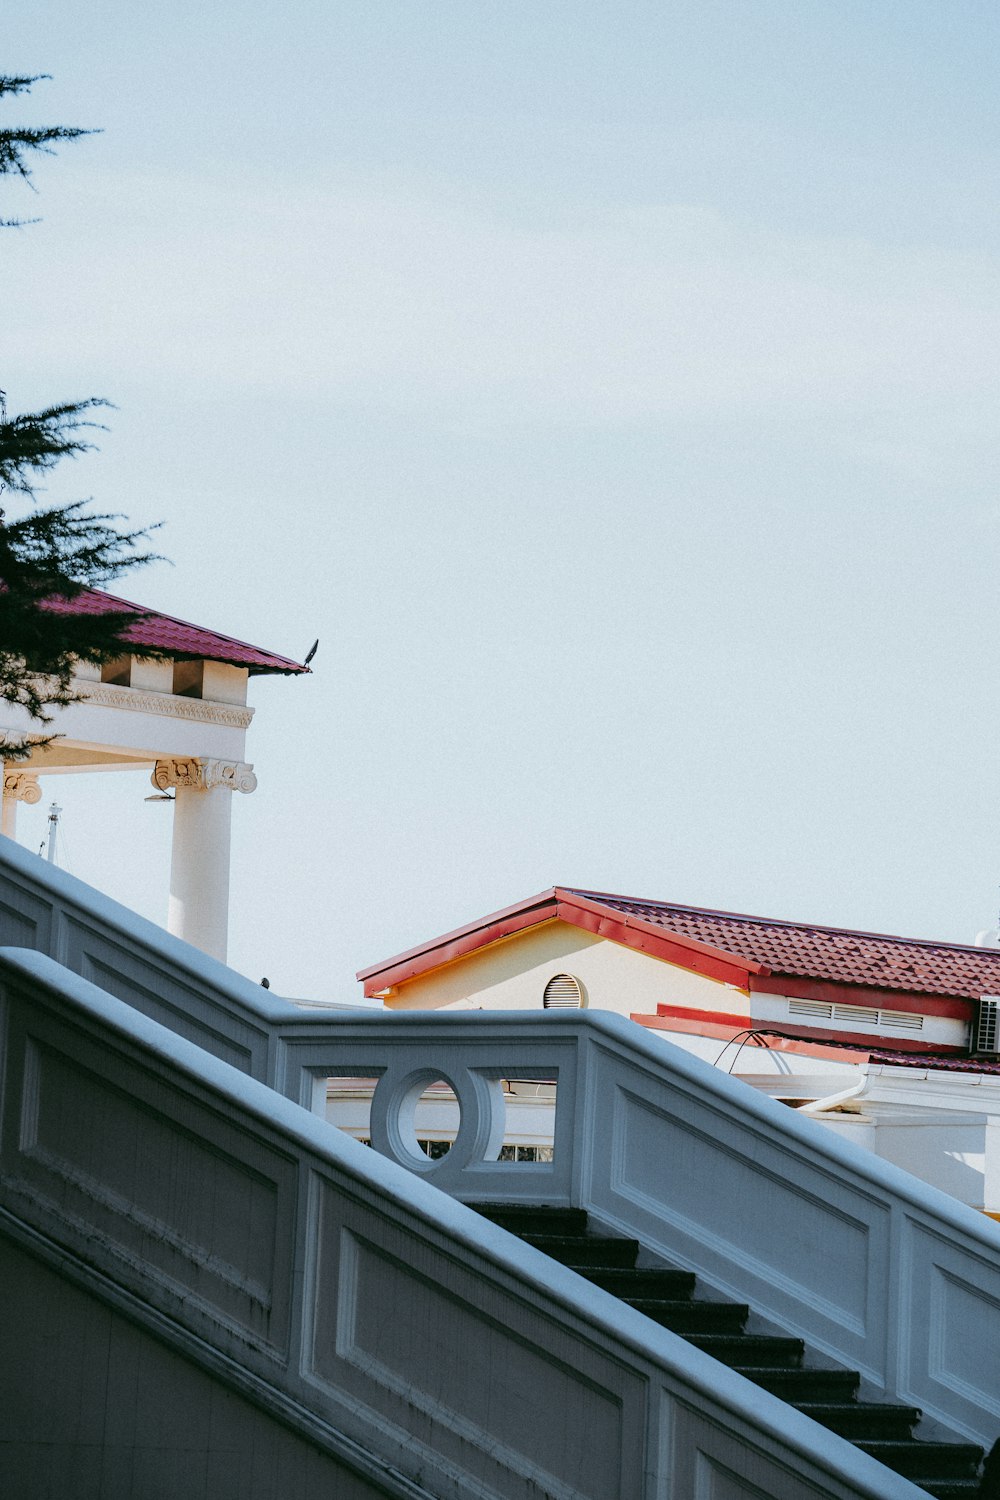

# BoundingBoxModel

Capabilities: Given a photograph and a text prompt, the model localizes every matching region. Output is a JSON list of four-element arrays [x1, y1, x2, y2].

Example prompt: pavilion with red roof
[[0, 588, 309, 961]]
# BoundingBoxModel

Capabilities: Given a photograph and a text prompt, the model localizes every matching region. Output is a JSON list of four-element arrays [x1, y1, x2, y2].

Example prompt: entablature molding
[[79, 681, 254, 730]]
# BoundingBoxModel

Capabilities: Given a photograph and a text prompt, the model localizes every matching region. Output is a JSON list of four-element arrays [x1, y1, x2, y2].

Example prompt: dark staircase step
[[795, 1401, 921, 1441], [920, 1483, 984, 1499], [857, 1441, 983, 1483], [689, 1332, 805, 1368], [747, 1367, 861, 1402], [477, 1205, 590, 1238], [624, 1298, 749, 1335], [581, 1265, 697, 1299], [523, 1233, 640, 1268], [479, 1203, 640, 1268]]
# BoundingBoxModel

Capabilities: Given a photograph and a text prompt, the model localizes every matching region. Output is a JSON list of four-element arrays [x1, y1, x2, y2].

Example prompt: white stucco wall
[[815, 1110, 994, 1211]]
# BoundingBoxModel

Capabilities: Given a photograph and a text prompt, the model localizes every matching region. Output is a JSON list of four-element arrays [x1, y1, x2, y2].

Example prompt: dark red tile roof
[[359, 884, 1000, 1002], [867, 1049, 1000, 1075], [565, 889, 1000, 1001], [43, 587, 309, 676]]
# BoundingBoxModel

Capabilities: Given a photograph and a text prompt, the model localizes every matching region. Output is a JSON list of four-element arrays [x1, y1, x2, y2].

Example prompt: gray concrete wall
[[0, 1235, 384, 1500]]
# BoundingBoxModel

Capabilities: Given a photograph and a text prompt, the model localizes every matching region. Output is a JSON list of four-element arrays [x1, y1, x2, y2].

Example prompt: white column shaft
[[168, 784, 233, 962]]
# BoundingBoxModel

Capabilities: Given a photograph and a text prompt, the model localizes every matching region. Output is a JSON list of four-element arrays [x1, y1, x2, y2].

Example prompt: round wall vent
[[542, 973, 584, 1009]]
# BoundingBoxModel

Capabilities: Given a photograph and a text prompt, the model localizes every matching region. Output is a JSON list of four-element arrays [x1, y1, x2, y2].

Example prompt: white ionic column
[[2, 771, 42, 841], [151, 758, 257, 962]]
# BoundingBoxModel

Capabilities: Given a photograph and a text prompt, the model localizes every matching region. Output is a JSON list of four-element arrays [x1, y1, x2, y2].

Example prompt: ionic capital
[[3, 772, 42, 806], [151, 758, 258, 796]]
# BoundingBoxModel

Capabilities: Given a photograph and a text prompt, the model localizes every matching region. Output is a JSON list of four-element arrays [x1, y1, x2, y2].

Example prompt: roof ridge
[[562, 888, 1000, 960]]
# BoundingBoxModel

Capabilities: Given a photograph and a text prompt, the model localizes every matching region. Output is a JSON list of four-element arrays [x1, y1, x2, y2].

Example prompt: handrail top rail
[[0, 944, 929, 1500]]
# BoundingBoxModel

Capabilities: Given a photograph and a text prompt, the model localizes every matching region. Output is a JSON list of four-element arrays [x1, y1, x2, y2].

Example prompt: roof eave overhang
[[358, 889, 563, 994], [244, 662, 311, 677]]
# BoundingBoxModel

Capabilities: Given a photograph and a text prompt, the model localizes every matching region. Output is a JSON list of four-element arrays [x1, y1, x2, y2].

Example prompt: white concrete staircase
[[1, 840, 998, 1499]]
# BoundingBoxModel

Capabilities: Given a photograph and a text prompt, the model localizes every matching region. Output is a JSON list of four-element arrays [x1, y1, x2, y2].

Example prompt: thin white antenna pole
[[46, 803, 62, 865]]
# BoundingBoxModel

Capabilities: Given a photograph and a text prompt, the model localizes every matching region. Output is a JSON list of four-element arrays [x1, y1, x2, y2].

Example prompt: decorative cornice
[[78, 681, 254, 729], [152, 758, 258, 795], [3, 772, 42, 805]]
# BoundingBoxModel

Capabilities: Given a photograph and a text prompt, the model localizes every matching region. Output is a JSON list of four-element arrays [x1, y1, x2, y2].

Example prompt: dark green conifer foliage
[[0, 74, 161, 735]]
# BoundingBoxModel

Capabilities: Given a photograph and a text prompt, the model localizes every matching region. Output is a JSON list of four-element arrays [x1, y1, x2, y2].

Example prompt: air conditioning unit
[[975, 996, 1000, 1055]]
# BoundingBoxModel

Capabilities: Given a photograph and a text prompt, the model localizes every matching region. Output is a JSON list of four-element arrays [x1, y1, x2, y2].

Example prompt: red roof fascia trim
[[647, 1005, 750, 1030], [632, 1013, 874, 1063], [748, 974, 972, 1021], [554, 891, 764, 987], [358, 890, 561, 994]]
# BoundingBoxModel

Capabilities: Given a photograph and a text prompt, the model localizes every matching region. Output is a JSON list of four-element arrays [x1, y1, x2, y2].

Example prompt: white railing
[[2, 840, 1000, 1449], [0, 946, 928, 1500]]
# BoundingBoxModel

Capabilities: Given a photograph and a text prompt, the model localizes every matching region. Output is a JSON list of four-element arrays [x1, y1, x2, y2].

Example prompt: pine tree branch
[[0, 71, 167, 728], [0, 75, 50, 99], [0, 72, 97, 223], [0, 396, 110, 495], [0, 122, 93, 180]]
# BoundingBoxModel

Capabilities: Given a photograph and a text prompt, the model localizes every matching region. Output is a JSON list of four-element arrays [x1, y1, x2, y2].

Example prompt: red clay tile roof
[[359, 885, 1000, 1003], [43, 587, 309, 676], [565, 888, 1000, 1001], [867, 1050, 1000, 1075]]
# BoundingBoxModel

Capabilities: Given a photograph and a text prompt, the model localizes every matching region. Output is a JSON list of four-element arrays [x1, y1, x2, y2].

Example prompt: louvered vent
[[543, 973, 584, 1009], [788, 999, 833, 1019], [880, 1010, 923, 1031], [976, 997, 1000, 1054], [788, 999, 924, 1032], [834, 1004, 879, 1025]]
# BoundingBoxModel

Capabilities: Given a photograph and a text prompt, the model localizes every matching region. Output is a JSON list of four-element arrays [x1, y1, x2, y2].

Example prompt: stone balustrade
[[1, 835, 999, 1454], [0, 947, 932, 1500]]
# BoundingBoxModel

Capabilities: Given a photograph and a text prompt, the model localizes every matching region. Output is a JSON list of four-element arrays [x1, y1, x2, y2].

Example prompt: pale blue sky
[[6, 3, 1000, 995]]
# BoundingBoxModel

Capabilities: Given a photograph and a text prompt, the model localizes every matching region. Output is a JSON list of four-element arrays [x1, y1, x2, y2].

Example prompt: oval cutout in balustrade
[[408, 1077, 459, 1160]]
